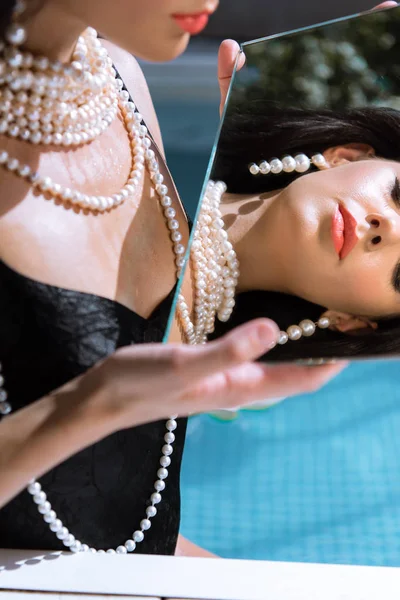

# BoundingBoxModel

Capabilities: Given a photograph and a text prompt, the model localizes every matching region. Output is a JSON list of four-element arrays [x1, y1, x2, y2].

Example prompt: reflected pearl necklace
[[0, 23, 189, 553], [176, 181, 240, 345], [176, 180, 333, 348]]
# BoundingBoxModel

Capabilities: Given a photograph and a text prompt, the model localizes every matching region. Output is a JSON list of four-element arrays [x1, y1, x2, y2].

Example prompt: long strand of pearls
[[0, 79, 186, 552], [0, 15, 188, 551], [0, 94, 143, 213]]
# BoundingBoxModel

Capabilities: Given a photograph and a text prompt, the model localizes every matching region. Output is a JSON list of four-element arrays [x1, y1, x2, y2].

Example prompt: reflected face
[[274, 159, 400, 318], [65, 0, 218, 61]]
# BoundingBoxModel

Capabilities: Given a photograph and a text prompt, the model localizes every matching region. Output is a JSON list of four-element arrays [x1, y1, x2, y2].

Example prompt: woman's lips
[[331, 204, 359, 260], [172, 13, 210, 35]]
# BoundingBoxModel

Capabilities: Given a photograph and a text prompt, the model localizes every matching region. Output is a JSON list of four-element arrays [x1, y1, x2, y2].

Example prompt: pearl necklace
[[176, 181, 240, 345], [0, 27, 118, 146], [0, 24, 189, 552], [177, 180, 333, 349]]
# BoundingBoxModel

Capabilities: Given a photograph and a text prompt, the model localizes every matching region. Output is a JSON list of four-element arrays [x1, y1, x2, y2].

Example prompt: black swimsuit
[[0, 71, 188, 553], [0, 259, 187, 553]]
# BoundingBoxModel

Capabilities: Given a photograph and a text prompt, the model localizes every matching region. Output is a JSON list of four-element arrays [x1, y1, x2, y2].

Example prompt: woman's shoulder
[[101, 40, 164, 156]]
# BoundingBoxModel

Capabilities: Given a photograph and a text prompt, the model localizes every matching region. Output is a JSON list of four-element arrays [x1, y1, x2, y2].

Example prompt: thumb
[[218, 39, 245, 115]]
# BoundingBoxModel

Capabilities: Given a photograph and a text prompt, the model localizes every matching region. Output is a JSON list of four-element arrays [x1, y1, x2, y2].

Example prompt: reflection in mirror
[[178, 6, 400, 567], [180, 5, 400, 362]]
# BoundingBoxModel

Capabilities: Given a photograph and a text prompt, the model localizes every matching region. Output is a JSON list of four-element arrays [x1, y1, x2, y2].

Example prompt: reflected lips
[[172, 13, 210, 35], [331, 204, 358, 259]]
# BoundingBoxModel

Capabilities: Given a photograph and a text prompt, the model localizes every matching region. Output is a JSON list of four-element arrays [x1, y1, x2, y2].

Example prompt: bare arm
[[0, 374, 108, 509]]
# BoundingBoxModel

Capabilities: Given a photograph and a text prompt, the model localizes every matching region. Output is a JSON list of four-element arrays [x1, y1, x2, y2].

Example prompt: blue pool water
[[180, 360, 400, 565]]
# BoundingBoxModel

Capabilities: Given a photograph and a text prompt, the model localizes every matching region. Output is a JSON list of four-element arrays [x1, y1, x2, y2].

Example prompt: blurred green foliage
[[232, 8, 400, 111]]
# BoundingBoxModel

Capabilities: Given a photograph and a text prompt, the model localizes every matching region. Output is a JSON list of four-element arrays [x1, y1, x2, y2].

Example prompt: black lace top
[[0, 259, 187, 553]]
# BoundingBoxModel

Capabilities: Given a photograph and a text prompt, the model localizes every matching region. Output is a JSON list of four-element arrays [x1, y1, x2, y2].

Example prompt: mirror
[[169, 5, 400, 364], [175, 6, 400, 568]]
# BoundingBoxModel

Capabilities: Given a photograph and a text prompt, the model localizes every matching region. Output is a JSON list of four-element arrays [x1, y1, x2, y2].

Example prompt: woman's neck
[[21, 2, 86, 62], [220, 190, 292, 295]]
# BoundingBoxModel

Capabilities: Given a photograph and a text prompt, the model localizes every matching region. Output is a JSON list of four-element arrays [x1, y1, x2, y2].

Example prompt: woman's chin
[[133, 34, 190, 63]]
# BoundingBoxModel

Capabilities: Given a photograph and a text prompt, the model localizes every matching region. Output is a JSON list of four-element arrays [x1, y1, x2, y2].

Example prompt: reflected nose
[[365, 213, 400, 251]]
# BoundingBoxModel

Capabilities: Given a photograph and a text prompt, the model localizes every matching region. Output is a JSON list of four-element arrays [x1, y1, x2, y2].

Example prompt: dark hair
[[212, 100, 400, 194], [0, 0, 16, 39], [210, 98, 400, 361]]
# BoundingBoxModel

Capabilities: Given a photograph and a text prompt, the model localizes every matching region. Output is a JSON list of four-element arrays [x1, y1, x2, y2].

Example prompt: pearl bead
[[40, 177, 52, 191], [0, 402, 11, 415], [125, 540, 136, 552], [5, 24, 27, 46], [156, 183, 168, 196], [28, 482, 41, 495], [63, 534, 76, 547], [295, 153, 311, 173], [81, 544, 89, 553], [171, 231, 182, 242], [259, 161, 271, 175], [277, 331, 288, 345], [38, 501, 52, 514], [146, 506, 157, 518], [43, 510, 57, 523], [18, 165, 30, 177], [300, 319, 316, 337], [116, 545, 127, 554], [160, 456, 171, 468], [140, 519, 151, 531], [154, 479, 166, 492], [318, 317, 331, 329], [50, 519, 63, 532], [133, 530, 144, 543], [282, 155, 296, 173], [33, 491, 47, 504], [287, 325, 302, 341], [270, 158, 283, 174], [312, 153, 327, 168], [249, 163, 259, 175], [168, 219, 179, 230], [164, 207, 175, 219], [7, 158, 19, 171], [162, 444, 173, 456], [161, 196, 172, 207], [106, 549, 116, 554], [151, 492, 161, 504], [56, 527, 69, 540], [71, 541, 82, 553]]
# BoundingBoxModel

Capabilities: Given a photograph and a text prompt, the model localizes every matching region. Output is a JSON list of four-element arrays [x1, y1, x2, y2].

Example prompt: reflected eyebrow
[[392, 177, 400, 207], [392, 261, 400, 294]]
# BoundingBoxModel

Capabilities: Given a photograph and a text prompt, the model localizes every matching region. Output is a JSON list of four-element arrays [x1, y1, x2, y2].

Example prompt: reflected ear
[[323, 143, 376, 168], [321, 310, 378, 335]]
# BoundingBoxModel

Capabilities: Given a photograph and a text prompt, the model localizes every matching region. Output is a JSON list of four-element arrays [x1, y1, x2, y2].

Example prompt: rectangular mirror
[[168, 5, 400, 364]]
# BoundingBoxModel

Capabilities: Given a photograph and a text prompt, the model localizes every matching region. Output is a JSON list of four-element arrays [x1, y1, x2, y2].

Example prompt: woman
[[209, 97, 400, 361], [0, 0, 344, 556]]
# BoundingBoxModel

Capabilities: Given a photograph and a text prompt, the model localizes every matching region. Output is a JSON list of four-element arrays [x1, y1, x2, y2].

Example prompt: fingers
[[183, 361, 346, 415], [373, 2, 397, 8], [177, 318, 279, 383], [218, 39, 246, 115]]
